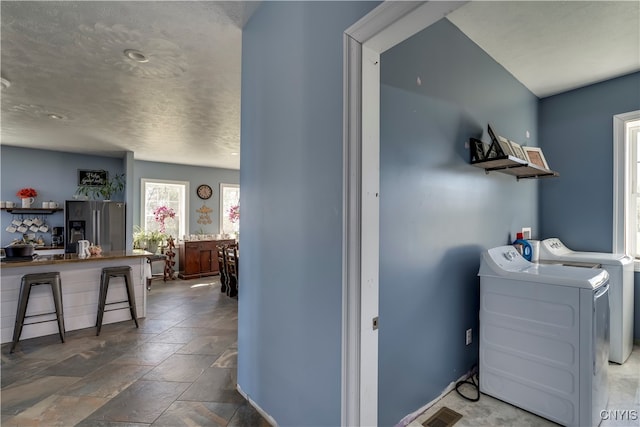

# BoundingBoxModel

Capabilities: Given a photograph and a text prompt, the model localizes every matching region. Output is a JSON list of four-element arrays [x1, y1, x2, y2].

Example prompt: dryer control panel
[[540, 238, 571, 256]]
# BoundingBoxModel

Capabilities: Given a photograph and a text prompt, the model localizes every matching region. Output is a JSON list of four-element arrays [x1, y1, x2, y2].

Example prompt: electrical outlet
[[466, 328, 472, 345]]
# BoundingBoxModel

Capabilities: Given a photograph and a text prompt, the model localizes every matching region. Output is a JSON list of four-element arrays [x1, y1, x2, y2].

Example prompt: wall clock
[[196, 184, 213, 200]]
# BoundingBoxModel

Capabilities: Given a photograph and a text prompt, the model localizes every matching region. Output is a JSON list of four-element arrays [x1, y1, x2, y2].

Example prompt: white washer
[[538, 237, 634, 364], [479, 246, 610, 427]]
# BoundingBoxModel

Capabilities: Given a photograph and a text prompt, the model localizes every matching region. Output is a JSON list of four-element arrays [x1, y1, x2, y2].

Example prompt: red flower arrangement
[[16, 187, 37, 199]]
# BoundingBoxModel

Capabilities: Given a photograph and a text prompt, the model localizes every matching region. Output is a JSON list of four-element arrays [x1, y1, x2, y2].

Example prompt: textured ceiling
[[1, 1, 260, 170], [1, 1, 638, 170], [447, 1, 640, 98]]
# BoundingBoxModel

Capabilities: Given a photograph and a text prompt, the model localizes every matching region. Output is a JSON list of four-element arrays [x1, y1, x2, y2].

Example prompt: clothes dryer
[[538, 238, 634, 364], [479, 246, 610, 427]]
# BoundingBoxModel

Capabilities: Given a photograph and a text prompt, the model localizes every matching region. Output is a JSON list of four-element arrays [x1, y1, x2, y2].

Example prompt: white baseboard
[[236, 383, 278, 427], [394, 370, 471, 427]]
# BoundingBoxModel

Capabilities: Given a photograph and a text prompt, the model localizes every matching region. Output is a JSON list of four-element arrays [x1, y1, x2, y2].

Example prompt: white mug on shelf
[[6, 201, 15, 208], [50, 202, 59, 208], [42, 201, 49, 208], [0, 201, 5, 208], [21, 197, 35, 208]]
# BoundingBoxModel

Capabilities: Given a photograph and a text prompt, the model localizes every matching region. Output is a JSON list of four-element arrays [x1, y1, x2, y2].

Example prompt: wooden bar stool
[[96, 266, 139, 335], [11, 272, 65, 353]]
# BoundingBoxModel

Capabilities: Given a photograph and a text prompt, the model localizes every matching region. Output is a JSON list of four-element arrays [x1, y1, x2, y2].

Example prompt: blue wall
[[379, 19, 539, 425], [0, 146, 124, 246], [539, 72, 640, 251], [239, 2, 378, 425], [133, 160, 239, 235], [539, 72, 640, 340]]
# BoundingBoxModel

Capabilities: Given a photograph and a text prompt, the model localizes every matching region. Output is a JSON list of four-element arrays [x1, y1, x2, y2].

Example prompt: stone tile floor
[[3, 274, 638, 427], [1, 277, 269, 426], [411, 344, 640, 427]]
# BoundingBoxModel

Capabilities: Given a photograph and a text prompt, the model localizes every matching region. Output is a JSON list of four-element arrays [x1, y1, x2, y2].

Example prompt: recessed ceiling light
[[231, 152, 239, 156], [0, 77, 10, 89], [124, 49, 149, 63], [48, 113, 66, 120]]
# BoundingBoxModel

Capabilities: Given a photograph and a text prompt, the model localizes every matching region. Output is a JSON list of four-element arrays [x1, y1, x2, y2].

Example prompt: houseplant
[[75, 171, 125, 200], [133, 226, 165, 254]]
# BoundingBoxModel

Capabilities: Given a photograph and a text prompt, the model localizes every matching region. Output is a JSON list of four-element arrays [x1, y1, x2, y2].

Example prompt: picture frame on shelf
[[487, 123, 514, 157], [485, 140, 500, 159], [497, 135, 514, 157], [523, 147, 550, 169], [470, 138, 486, 162], [509, 140, 527, 162]]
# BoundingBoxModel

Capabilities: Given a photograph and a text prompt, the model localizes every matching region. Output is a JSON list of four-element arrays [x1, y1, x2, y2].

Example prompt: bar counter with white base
[[0, 250, 152, 344]]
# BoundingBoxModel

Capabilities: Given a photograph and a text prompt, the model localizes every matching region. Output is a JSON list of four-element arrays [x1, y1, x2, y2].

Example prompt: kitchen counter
[[1, 249, 152, 268], [0, 250, 152, 345]]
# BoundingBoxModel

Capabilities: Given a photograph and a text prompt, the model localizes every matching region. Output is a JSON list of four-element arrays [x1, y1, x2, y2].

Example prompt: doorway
[[342, 1, 469, 425]]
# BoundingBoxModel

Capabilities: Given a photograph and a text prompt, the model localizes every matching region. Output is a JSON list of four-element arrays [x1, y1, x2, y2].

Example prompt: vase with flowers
[[153, 206, 176, 234], [228, 204, 239, 224], [228, 204, 239, 239], [16, 188, 37, 208]]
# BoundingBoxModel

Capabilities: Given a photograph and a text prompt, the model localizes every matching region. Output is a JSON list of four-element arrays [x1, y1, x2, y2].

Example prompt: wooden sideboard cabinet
[[178, 239, 235, 279]]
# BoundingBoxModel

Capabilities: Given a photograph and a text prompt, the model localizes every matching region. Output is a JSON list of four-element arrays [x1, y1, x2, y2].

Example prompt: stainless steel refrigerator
[[65, 200, 126, 253]]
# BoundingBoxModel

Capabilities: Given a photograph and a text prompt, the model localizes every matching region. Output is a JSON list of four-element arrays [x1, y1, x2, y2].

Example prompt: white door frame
[[341, 2, 469, 425]]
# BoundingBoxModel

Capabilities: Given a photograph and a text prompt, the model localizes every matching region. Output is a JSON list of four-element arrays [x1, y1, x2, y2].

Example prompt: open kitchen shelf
[[1, 208, 63, 214]]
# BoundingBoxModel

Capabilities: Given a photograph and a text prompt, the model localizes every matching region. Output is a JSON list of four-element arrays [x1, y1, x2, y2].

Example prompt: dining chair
[[216, 245, 229, 293], [225, 246, 238, 297]]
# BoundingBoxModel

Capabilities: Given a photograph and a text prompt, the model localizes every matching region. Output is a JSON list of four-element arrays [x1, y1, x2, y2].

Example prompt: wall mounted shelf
[[469, 131, 559, 181], [1, 208, 63, 214], [471, 155, 559, 180]]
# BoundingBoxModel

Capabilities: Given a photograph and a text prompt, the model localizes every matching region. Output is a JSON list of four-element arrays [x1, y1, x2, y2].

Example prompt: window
[[220, 183, 240, 234], [141, 179, 189, 239], [613, 111, 640, 263], [626, 120, 640, 255]]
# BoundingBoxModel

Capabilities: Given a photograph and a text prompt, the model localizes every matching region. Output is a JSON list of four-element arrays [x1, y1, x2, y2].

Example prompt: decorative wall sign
[[78, 169, 108, 186], [196, 204, 213, 224]]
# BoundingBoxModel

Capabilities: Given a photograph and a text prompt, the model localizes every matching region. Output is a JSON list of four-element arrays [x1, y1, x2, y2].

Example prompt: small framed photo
[[497, 135, 514, 157], [509, 140, 527, 161], [523, 147, 549, 170]]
